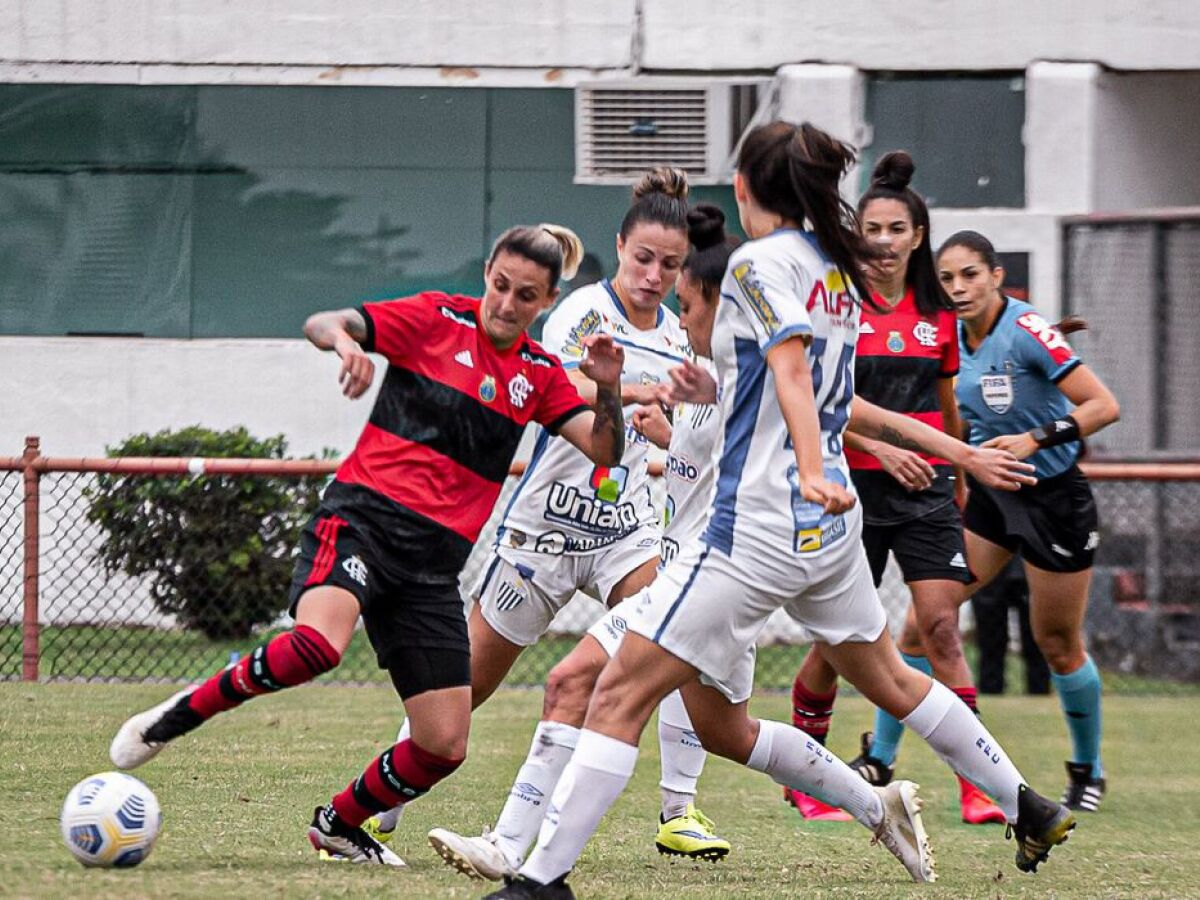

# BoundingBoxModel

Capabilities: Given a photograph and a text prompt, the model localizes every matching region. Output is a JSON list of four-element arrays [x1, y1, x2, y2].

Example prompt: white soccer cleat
[[871, 780, 936, 883], [109, 687, 197, 769], [309, 806, 406, 867], [428, 827, 517, 881]]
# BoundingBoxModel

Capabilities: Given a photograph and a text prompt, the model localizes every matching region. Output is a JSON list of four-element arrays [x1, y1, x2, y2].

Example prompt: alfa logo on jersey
[[732, 261, 782, 335], [562, 309, 602, 358], [508, 373, 534, 408], [912, 320, 939, 347], [886, 331, 906, 353], [980, 374, 1013, 414], [589, 465, 628, 502]]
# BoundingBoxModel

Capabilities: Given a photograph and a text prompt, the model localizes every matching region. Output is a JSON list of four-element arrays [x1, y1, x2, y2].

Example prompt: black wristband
[[1030, 414, 1080, 448]]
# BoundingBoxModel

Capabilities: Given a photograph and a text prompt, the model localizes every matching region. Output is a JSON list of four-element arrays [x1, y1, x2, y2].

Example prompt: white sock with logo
[[493, 720, 580, 866], [902, 679, 1025, 821], [746, 719, 882, 828], [520, 729, 637, 885], [373, 717, 412, 831], [658, 689, 706, 821]]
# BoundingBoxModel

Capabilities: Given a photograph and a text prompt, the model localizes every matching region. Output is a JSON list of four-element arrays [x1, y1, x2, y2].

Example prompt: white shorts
[[476, 526, 661, 647], [627, 537, 887, 704]]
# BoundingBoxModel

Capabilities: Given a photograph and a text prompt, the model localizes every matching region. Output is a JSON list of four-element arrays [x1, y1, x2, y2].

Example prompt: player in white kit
[[487, 122, 1079, 899], [426, 204, 737, 881]]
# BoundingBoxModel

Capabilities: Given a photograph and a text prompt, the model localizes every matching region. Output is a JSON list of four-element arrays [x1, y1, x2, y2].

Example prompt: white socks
[[373, 717, 413, 831], [493, 720, 580, 866], [746, 719, 882, 828], [902, 679, 1025, 821], [520, 729, 637, 885], [657, 689, 706, 821]]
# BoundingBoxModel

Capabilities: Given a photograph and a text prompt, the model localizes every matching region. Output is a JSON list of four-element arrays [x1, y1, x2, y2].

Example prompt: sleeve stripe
[[357, 304, 376, 353], [761, 323, 814, 355], [1050, 357, 1082, 384], [546, 405, 589, 435]]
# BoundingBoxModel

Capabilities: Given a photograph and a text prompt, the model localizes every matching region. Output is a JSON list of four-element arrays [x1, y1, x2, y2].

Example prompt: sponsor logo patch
[[732, 261, 781, 335], [545, 482, 639, 535], [980, 374, 1013, 414], [440, 306, 477, 329], [562, 309, 602, 358], [588, 465, 629, 502]]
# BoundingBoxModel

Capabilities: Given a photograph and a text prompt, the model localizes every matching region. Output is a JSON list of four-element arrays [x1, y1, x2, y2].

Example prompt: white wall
[[2, 0, 1198, 87], [0, 337, 377, 458]]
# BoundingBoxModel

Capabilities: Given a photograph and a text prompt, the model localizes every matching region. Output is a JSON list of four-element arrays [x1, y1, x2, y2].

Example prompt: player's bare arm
[[845, 431, 935, 492], [303, 308, 375, 399], [558, 334, 626, 466], [849, 396, 1037, 492], [632, 403, 673, 450], [767, 337, 855, 514], [981, 364, 1120, 460]]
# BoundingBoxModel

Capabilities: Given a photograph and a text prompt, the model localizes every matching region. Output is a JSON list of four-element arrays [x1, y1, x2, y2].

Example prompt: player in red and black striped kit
[[109, 224, 628, 865], [785, 152, 1007, 825]]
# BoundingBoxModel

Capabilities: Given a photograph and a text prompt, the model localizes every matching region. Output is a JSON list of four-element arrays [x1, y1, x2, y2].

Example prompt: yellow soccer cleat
[[655, 804, 731, 862], [361, 815, 394, 846]]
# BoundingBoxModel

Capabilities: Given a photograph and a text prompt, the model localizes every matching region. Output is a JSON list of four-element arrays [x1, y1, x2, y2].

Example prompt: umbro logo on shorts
[[949, 552, 967, 568], [454, 349, 474, 368], [495, 581, 525, 611]]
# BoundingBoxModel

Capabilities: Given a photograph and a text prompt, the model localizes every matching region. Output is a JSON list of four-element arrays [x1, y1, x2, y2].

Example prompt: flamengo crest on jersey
[[956, 297, 1083, 480], [497, 279, 690, 556], [660, 360, 721, 568], [703, 230, 861, 577]]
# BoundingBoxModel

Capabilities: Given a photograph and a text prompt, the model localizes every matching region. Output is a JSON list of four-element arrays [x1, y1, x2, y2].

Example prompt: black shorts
[[963, 465, 1098, 574], [287, 499, 471, 688], [861, 499, 972, 587]]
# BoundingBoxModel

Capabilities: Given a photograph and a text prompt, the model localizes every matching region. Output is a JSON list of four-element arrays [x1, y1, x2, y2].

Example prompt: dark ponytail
[[683, 203, 741, 297], [737, 121, 878, 309], [858, 150, 951, 317]]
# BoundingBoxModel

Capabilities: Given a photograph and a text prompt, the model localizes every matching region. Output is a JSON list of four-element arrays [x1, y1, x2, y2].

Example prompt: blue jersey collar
[[602, 278, 664, 329]]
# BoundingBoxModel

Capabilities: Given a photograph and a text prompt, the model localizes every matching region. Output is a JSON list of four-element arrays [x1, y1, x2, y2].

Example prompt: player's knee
[[919, 610, 964, 666], [543, 657, 601, 720], [1034, 629, 1082, 673]]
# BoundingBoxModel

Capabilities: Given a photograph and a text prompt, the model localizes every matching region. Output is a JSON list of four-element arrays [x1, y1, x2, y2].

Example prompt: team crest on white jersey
[[912, 320, 939, 347], [980, 374, 1013, 414], [508, 373, 534, 408]]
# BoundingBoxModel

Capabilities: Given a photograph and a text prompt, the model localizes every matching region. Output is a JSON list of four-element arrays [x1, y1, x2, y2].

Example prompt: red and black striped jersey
[[846, 288, 959, 470], [333, 292, 588, 547]]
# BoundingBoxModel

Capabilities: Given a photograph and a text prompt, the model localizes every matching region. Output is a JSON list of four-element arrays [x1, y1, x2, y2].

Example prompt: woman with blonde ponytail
[[108, 221, 629, 867], [425, 169, 733, 880]]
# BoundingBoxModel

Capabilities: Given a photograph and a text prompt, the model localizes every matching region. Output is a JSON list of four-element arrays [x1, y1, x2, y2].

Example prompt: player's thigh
[[606, 554, 660, 606], [962, 530, 1016, 599], [1025, 563, 1091, 668], [292, 586, 362, 655], [821, 628, 930, 720], [467, 603, 526, 709]]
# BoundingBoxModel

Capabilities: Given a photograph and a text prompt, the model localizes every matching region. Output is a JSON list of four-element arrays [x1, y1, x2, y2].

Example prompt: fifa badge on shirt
[[886, 330, 906, 353], [980, 373, 1013, 414], [478, 374, 497, 403]]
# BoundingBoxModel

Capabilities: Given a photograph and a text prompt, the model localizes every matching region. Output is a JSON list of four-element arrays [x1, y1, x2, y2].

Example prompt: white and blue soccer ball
[[60, 772, 162, 868]]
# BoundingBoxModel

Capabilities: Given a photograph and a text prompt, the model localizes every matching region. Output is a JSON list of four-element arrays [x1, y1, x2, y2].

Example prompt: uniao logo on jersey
[[732, 261, 782, 335], [544, 465, 639, 536], [980, 373, 1013, 414], [562, 309, 603, 358], [665, 453, 700, 483], [787, 465, 849, 554]]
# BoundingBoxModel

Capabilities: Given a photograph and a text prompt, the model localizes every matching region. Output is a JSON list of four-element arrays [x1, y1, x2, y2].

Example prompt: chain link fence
[[2, 448, 1199, 692]]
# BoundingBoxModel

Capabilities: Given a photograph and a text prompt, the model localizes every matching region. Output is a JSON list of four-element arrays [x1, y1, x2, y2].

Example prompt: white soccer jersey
[[702, 229, 860, 584], [496, 279, 690, 556], [660, 364, 721, 567]]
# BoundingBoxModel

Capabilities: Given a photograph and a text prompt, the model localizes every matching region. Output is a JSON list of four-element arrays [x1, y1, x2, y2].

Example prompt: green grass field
[[2, 685, 1196, 898]]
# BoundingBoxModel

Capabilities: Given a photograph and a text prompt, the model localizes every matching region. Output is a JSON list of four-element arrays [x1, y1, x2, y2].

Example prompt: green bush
[[85, 426, 331, 639]]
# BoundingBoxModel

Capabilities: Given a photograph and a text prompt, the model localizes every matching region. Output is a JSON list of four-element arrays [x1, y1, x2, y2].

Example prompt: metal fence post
[[22, 435, 40, 681]]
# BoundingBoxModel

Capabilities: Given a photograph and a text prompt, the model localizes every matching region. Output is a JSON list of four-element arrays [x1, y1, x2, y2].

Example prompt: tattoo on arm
[[878, 424, 926, 453], [592, 384, 625, 464]]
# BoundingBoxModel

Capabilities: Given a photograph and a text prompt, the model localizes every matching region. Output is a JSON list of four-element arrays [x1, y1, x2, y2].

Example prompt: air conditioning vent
[[575, 79, 772, 185]]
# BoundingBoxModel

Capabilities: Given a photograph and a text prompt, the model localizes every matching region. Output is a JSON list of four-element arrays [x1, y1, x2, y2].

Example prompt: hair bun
[[686, 203, 727, 251], [871, 150, 915, 192], [633, 166, 690, 202]]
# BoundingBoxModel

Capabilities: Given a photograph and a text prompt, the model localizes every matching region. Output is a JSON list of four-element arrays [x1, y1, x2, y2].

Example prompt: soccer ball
[[60, 772, 162, 868]]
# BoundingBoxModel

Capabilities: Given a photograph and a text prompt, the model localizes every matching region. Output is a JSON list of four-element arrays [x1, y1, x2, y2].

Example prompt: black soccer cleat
[[483, 874, 576, 899], [1061, 761, 1106, 812], [1009, 784, 1076, 873], [848, 731, 895, 787]]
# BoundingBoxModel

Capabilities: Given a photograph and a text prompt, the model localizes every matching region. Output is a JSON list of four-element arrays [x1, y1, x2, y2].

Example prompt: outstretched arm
[[303, 308, 375, 399], [849, 395, 1037, 491], [557, 335, 626, 466]]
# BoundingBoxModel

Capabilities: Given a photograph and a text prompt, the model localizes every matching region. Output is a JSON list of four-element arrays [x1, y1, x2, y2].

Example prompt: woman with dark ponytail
[[490, 123, 1076, 898], [785, 151, 1007, 826]]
